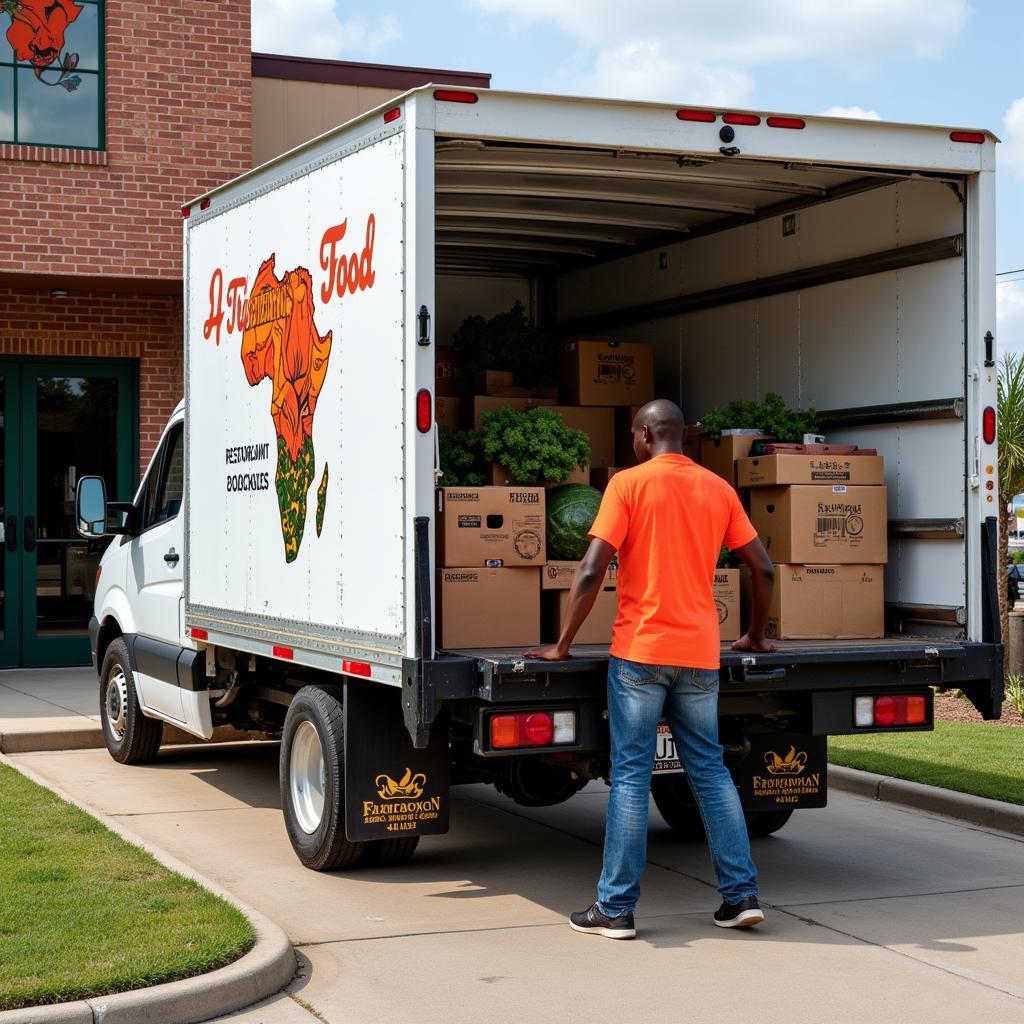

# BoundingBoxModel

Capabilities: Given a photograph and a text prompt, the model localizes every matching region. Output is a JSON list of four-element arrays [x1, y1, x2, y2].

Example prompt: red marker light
[[522, 713, 554, 746], [490, 715, 519, 749], [416, 389, 432, 433], [199, 199, 211, 211], [342, 659, 372, 677], [723, 113, 760, 126], [767, 116, 805, 129], [983, 406, 996, 444], [190, 627, 208, 641], [906, 695, 927, 725], [873, 696, 897, 727], [181, 206, 191, 218], [676, 109, 716, 123], [950, 131, 985, 144], [272, 645, 293, 660], [383, 107, 401, 124], [434, 89, 478, 104]]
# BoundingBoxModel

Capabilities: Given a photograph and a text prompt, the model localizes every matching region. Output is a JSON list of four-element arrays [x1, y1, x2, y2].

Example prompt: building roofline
[[251, 52, 491, 90]]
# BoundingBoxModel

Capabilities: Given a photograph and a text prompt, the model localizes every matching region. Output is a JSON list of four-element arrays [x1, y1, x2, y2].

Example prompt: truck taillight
[[854, 694, 928, 728], [983, 406, 996, 445], [416, 389, 432, 433], [489, 710, 576, 749]]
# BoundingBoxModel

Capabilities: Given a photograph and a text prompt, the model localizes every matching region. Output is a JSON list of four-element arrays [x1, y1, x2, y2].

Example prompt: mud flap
[[737, 732, 828, 811], [343, 681, 450, 841]]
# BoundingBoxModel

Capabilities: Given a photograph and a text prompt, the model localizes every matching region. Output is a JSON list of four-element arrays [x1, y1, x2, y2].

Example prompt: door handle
[[164, 549, 180, 566], [24, 515, 35, 553], [4, 516, 14, 552]]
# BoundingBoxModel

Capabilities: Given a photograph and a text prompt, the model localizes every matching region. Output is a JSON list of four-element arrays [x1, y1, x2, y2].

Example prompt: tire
[[744, 808, 794, 838], [99, 638, 163, 765], [651, 773, 707, 840], [280, 685, 366, 872], [361, 836, 420, 867], [493, 757, 589, 808]]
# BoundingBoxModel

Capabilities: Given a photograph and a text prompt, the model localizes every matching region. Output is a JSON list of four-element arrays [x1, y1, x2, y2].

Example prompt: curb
[[0, 725, 249, 756], [0, 754, 296, 1024], [829, 763, 1024, 836]]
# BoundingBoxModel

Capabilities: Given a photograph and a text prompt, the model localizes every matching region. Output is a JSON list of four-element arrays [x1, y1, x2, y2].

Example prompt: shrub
[[1005, 675, 1024, 718], [1012, 550, 1024, 565], [480, 406, 589, 485]]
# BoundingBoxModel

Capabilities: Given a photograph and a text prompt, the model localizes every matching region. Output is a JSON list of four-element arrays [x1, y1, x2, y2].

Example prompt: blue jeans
[[597, 655, 759, 915]]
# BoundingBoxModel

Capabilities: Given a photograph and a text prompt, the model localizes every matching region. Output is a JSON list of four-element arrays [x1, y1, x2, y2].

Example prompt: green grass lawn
[[830, 720, 1024, 806], [0, 765, 254, 1011]]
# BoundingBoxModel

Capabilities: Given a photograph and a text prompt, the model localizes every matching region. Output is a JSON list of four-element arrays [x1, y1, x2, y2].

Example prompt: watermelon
[[547, 484, 602, 561]]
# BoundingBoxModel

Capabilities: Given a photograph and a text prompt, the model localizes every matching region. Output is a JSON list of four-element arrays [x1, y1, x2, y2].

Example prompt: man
[[526, 400, 776, 939]]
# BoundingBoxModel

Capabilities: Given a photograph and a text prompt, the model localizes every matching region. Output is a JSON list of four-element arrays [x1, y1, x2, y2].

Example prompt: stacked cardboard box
[[742, 453, 887, 639], [542, 561, 619, 645]]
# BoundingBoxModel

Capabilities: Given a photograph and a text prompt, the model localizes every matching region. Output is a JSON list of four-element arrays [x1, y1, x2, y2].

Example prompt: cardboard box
[[713, 568, 741, 643], [560, 341, 655, 407], [747, 564, 884, 640], [590, 467, 625, 490], [436, 487, 546, 567], [546, 588, 618, 645], [489, 464, 590, 489], [435, 396, 461, 433], [438, 567, 540, 649], [476, 370, 559, 399], [548, 406, 616, 468], [471, 395, 558, 429], [700, 433, 772, 486], [737, 454, 885, 488], [749, 485, 888, 564], [435, 348, 461, 397], [541, 560, 618, 590]]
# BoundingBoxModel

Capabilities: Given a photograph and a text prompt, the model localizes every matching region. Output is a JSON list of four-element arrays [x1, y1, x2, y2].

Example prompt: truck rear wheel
[[100, 638, 163, 765], [361, 836, 420, 867], [281, 685, 365, 871], [494, 757, 588, 807], [744, 808, 794, 838], [651, 775, 794, 840]]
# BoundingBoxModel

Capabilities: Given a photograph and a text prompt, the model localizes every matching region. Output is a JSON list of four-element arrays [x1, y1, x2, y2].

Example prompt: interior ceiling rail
[[818, 397, 965, 429], [556, 234, 964, 336], [888, 518, 965, 540]]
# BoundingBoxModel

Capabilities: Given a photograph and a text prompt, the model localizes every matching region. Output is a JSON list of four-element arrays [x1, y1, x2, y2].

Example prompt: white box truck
[[77, 86, 1003, 870]]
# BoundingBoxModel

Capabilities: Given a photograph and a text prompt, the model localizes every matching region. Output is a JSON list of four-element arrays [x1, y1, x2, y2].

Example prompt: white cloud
[[819, 106, 882, 120], [998, 280, 1024, 356], [252, 1, 399, 60], [469, 0, 970, 102], [1002, 97, 1024, 182]]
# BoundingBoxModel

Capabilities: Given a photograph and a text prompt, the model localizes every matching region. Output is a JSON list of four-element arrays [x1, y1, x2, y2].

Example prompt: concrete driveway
[[8, 740, 1024, 1024]]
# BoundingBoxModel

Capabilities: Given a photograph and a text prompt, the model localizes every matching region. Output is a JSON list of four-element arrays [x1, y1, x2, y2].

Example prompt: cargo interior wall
[[554, 178, 968, 635]]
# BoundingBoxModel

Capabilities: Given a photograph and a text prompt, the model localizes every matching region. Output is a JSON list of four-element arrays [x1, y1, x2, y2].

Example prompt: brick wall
[[1, 0, 252, 281], [0, 287, 182, 470]]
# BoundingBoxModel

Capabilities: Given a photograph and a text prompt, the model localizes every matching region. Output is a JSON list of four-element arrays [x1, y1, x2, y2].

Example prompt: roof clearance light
[[181, 206, 191, 219], [767, 116, 805, 130], [950, 131, 985, 144], [434, 89, 478, 104], [724, 113, 761, 126], [383, 107, 401, 124], [676, 109, 716, 123], [199, 199, 211, 211], [983, 406, 996, 444]]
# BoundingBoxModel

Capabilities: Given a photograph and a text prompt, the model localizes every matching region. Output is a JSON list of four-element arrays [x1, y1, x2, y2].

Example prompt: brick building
[[0, 1, 488, 667]]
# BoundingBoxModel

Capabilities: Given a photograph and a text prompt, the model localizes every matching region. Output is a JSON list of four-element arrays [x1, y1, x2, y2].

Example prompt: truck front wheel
[[100, 638, 163, 765], [280, 686, 365, 871]]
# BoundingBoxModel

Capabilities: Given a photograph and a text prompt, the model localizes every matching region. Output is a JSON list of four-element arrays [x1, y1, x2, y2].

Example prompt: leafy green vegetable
[[439, 427, 485, 486], [451, 302, 557, 393], [699, 392, 818, 443], [481, 406, 590, 485], [717, 546, 731, 569]]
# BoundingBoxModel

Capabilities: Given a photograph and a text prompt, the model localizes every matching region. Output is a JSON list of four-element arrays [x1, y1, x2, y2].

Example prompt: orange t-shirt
[[588, 454, 758, 669]]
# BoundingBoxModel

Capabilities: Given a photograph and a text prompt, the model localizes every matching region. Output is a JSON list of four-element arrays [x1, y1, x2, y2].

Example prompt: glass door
[[17, 361, 136, 667], [0, 366, 20, 667]]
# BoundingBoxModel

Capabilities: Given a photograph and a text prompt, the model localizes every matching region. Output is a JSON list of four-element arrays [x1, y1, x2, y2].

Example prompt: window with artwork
[[1, 0, 103, 149]]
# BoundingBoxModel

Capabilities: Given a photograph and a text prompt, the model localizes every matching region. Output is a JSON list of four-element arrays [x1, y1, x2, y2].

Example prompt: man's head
[[631, 400, 686, 463]]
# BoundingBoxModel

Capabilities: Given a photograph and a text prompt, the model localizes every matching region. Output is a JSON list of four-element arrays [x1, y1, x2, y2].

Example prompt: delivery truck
[[77, 86, 1003, 871]]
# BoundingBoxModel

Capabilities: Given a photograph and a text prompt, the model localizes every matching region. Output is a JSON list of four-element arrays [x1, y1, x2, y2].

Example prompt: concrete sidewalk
[[0, 668, 105, 753]]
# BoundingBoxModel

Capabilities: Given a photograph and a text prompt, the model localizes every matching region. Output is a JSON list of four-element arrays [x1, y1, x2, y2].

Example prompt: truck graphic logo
[[376, 768, 427, 800], [763, 746, 808, 775]]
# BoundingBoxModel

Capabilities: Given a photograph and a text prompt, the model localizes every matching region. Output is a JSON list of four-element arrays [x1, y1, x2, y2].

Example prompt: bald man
[[527, 400, 776, 939]]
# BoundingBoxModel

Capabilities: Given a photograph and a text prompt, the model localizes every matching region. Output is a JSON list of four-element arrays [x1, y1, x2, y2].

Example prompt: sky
[[252, 0, 1024, 353]]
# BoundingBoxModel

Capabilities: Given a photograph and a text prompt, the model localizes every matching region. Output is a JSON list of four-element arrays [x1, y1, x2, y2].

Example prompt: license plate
[[653, 724, 683, 775]]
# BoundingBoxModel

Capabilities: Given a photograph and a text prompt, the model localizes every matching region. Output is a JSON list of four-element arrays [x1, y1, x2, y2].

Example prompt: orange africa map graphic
[[240, 255, 332, 562]]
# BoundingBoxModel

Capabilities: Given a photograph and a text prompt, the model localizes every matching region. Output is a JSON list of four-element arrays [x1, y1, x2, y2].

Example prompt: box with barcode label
[[749, 485, 888, 564], [559, 341, 654, 406]]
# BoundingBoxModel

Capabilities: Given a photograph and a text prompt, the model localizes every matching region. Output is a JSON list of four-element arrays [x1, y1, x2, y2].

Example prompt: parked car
[[1009, 563, 1023, 605]]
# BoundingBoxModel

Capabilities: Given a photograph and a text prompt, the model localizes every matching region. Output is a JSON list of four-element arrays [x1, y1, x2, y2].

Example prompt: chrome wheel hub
[[105, 669, 129, 740], [290, 720, 327, 834]]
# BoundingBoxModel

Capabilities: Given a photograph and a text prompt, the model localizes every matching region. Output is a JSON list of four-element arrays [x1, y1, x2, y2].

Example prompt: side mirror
[[76, 476, 109, 538]]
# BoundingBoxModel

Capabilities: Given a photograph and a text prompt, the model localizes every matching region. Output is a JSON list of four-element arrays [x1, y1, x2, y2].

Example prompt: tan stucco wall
[[252, 77, 403, 165]]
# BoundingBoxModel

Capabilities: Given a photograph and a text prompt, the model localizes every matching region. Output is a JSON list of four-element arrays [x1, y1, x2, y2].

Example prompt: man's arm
[[731, 537, 776, 653], [525, 538, 617, 660]]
